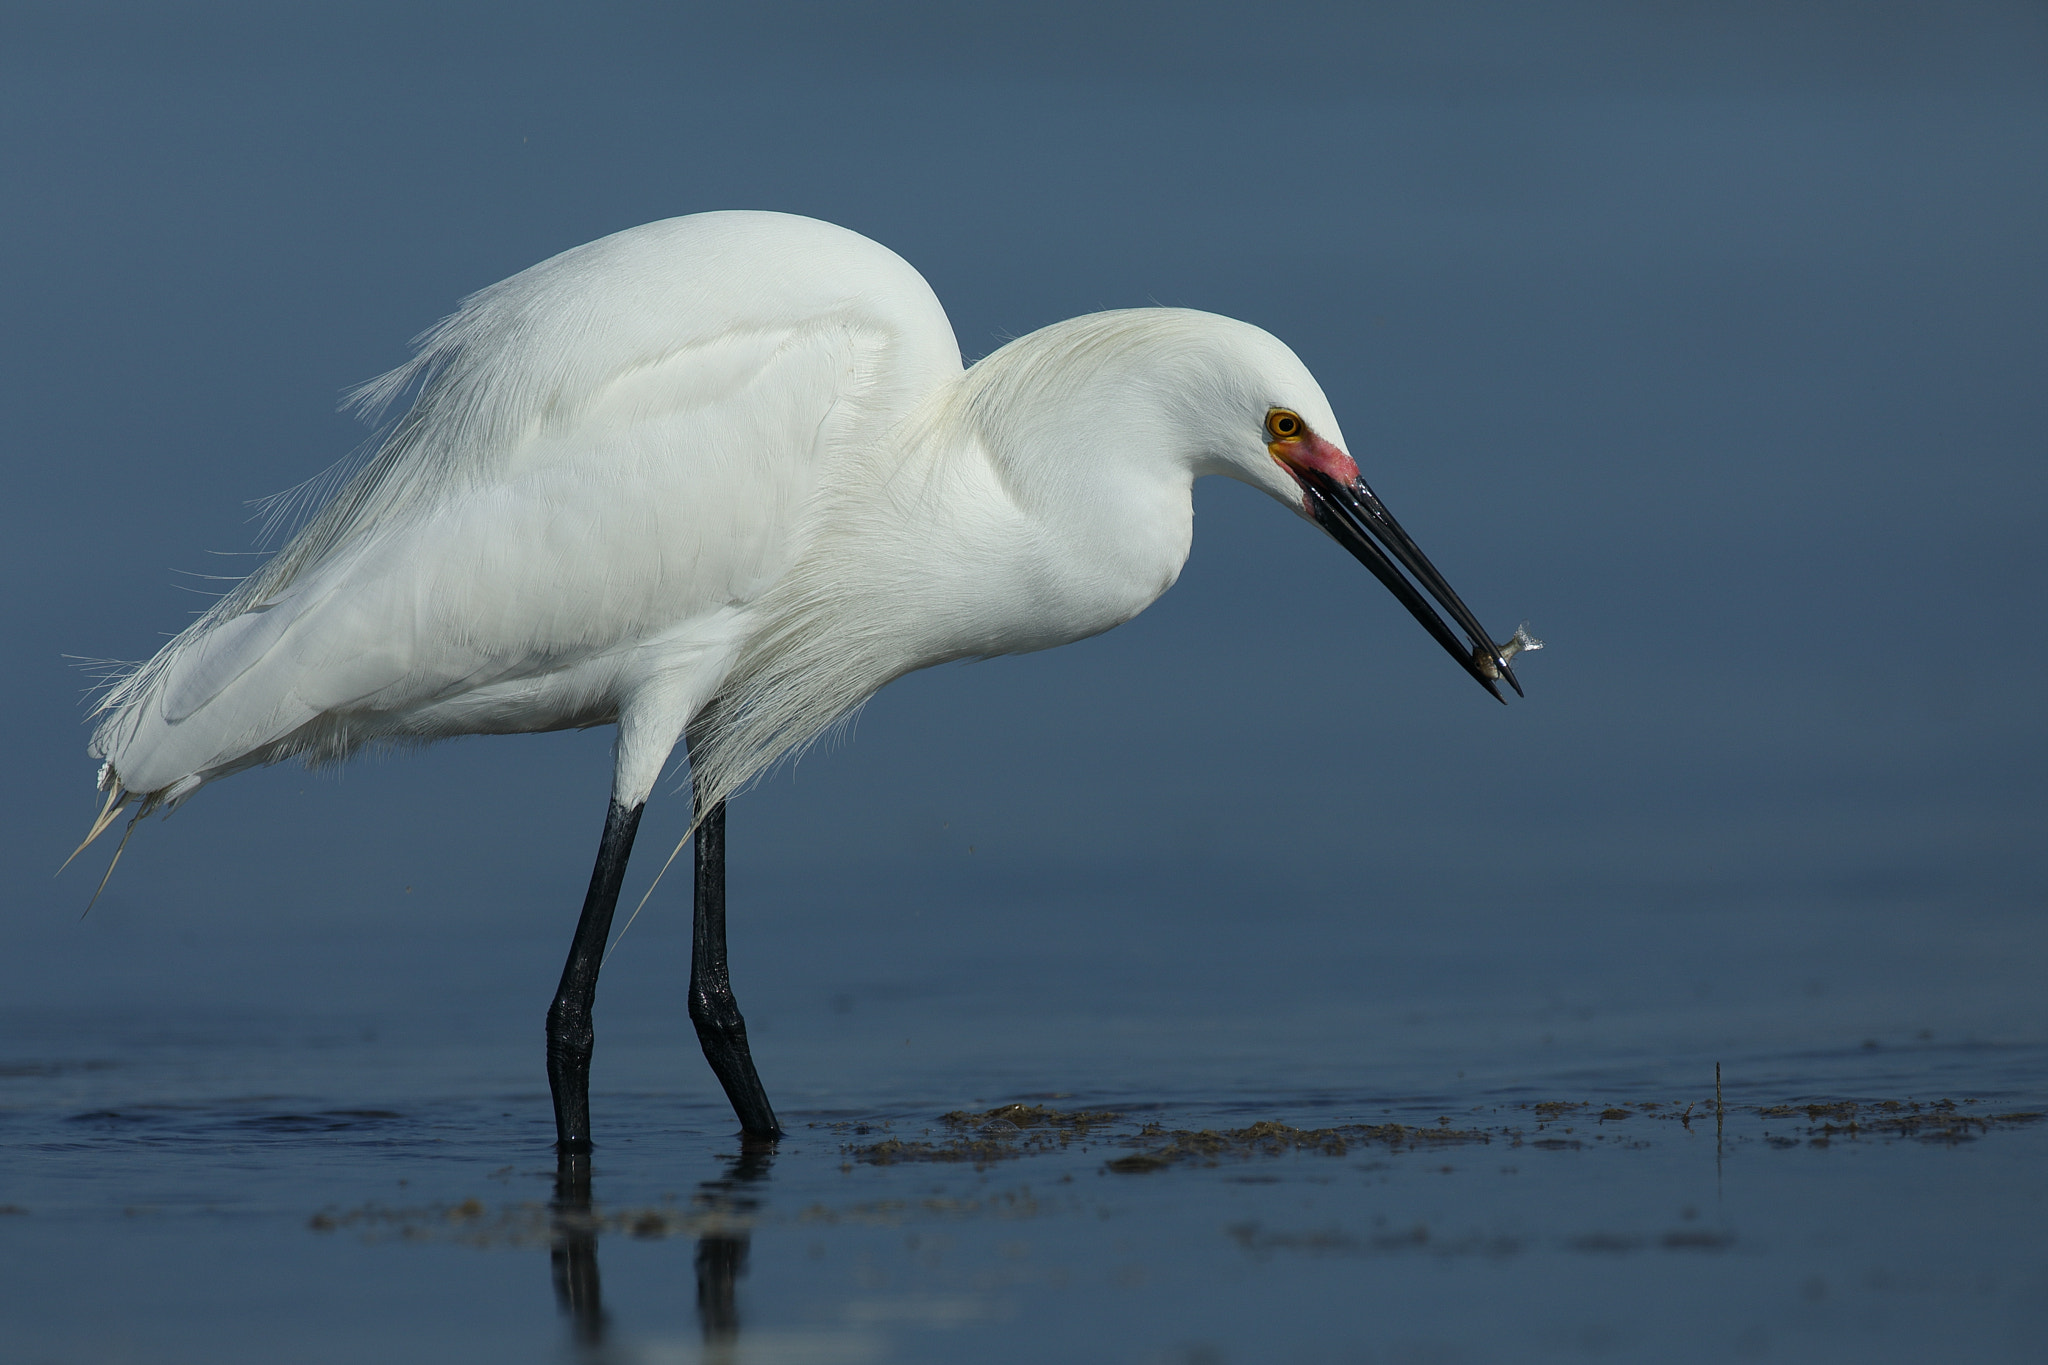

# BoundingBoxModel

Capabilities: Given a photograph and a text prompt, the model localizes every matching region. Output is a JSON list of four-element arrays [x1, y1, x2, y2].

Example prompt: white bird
[[80, 211, 1521, 1148]]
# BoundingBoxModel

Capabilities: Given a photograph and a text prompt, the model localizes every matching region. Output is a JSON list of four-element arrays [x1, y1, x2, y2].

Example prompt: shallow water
[[5, 874, 2043, 1364]]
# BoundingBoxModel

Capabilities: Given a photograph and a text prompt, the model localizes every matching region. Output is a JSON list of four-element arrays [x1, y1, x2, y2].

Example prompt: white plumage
[[88, 211, 1411, 824]]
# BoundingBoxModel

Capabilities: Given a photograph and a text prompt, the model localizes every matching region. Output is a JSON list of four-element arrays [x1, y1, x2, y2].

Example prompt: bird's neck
[[686, 323, 1211, 814], [876, 378, 1202, 661]]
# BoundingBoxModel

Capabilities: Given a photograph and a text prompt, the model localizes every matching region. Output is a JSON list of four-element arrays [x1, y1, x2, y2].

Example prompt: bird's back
[[92, 212, 963, 808]]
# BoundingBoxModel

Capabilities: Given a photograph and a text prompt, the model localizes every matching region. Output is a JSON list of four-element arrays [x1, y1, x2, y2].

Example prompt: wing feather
[[93, 212, 961, 799]]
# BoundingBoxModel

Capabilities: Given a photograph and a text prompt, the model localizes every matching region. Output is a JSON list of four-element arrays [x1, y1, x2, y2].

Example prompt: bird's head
[[1177, 314, 1522, 702], [962, 308, 1519, 698]]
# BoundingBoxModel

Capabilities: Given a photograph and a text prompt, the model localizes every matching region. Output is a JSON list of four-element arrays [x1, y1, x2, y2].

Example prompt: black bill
[[1296, 468, 1519, 703]]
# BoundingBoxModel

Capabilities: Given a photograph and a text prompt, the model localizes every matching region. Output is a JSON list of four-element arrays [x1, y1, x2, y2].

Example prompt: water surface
[[6, 880, 2041, 1363]]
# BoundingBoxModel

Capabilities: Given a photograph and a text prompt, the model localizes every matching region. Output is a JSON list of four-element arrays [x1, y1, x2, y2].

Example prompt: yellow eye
[[1266, 409, 1304, 441]]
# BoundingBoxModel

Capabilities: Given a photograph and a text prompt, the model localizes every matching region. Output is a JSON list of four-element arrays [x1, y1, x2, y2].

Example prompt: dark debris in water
[[307, 1196, 734, 1247], [1753, 1099, 2043, 1145], [841, 1104, 1121, 1169], [835, 1108, 1495, 1174], [940, 1102, 1121, 1131], [289, 1094, 2046, 1252], [1106, 1119, 1489, 1174], [1506, 1096, 2044, 1148], [827, 1095, 2046, 1174]]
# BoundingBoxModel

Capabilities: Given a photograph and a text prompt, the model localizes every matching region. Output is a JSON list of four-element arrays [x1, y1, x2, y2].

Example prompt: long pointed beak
[[1287, 455, 1519, 703]]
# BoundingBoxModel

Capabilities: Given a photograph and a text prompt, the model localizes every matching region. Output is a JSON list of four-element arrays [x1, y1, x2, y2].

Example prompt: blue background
[[4, 0, 2043, 1081]]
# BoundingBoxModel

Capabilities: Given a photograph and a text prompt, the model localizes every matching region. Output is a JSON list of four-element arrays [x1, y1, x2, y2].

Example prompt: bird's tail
[[61, 775, 130, 872], [59, 770, 141, 916]]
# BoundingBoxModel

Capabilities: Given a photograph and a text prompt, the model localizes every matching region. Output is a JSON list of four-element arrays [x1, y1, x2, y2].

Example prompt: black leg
[[547, 799, 644, 1153], [690, 788, 782, 1137]]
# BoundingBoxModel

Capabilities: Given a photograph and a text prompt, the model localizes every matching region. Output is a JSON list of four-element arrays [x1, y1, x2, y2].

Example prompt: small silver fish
[[1476, 623, 1543, 680]]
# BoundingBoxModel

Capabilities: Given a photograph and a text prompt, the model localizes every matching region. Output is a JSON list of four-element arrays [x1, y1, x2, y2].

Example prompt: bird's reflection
[[692, 1141, 773, 1343], [549, 1152, 607, 1346], [548, 1139, 777, 1355]]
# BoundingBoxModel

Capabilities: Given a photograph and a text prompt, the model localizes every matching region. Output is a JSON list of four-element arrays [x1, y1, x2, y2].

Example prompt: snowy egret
[[81, 211, 1522, 1146]]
